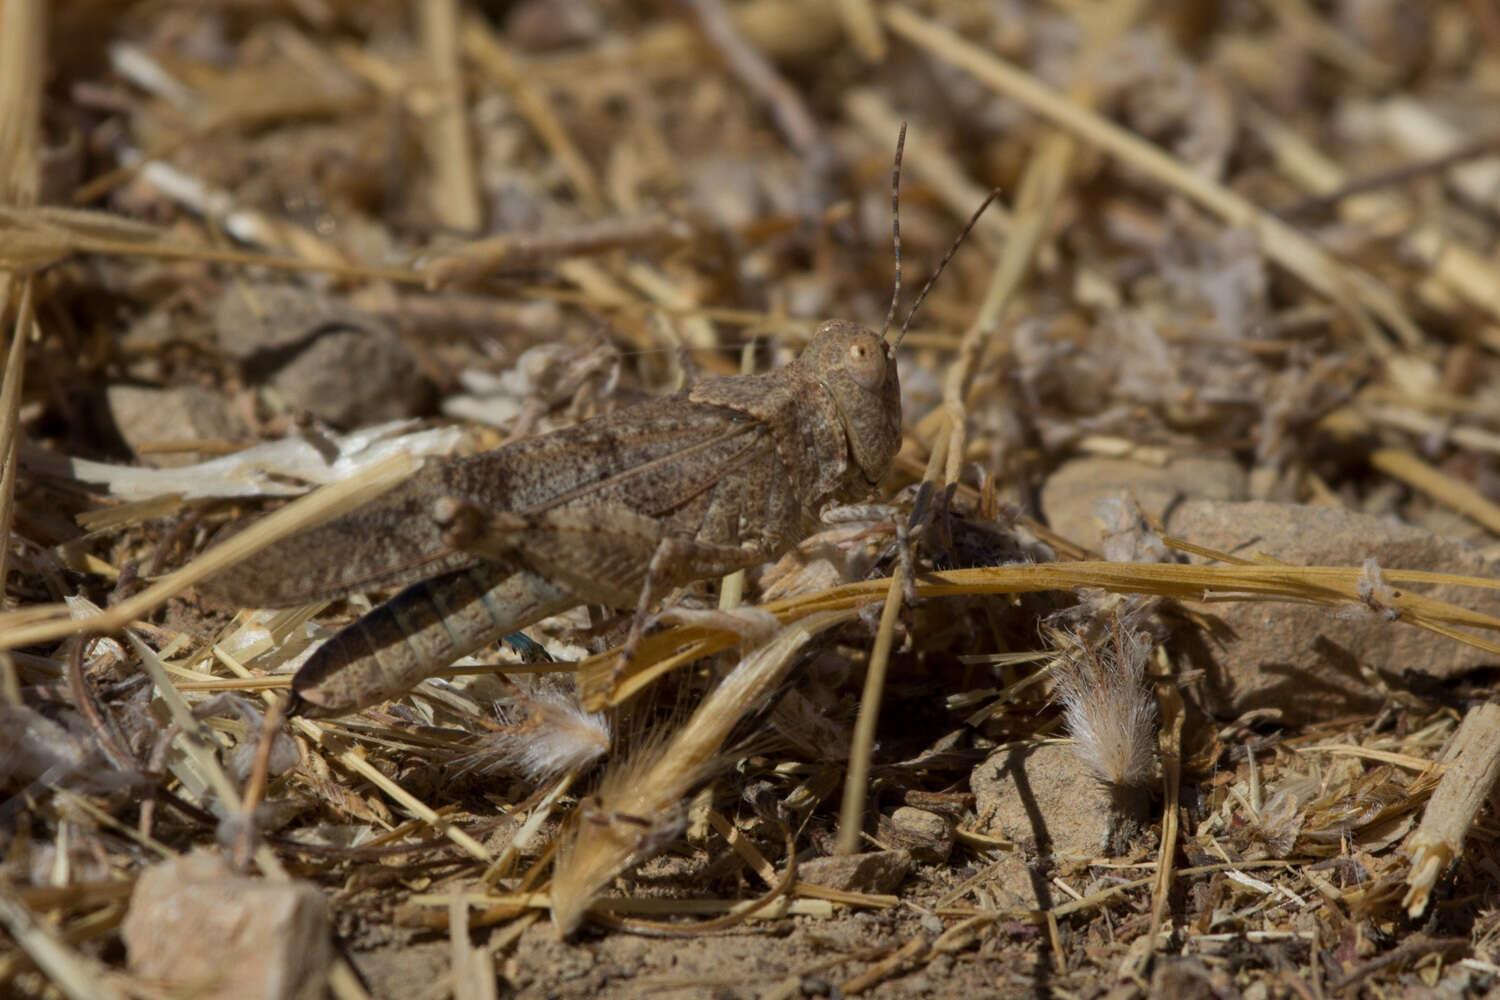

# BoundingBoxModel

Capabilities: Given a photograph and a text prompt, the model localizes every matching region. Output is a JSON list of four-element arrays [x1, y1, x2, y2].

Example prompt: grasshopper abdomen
[[290, 563, 572, 716]]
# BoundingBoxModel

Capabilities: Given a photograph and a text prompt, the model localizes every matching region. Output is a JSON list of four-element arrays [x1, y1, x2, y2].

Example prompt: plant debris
[[5, 2, 1500, 997]]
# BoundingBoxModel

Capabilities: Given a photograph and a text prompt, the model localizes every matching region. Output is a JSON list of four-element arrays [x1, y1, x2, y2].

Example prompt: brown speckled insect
[[208, 128, 998, 717]]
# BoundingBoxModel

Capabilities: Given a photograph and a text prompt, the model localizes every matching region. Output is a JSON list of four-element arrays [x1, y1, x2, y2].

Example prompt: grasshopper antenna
[[878, 122, 907, 346], [891, 185, 1006, 351]]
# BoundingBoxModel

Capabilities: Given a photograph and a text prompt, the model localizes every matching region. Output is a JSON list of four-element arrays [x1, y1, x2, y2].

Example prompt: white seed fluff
[[1050, 607, 1159, 791], [464, 686, 610, 783]]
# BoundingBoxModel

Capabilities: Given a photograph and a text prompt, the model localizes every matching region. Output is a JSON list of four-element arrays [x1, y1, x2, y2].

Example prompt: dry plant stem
[[125, 150, 353, 269], [679, 0, 821, 157], [124, 630, 287, 880], [0, 652, 19, 705], [64, 638, 135, 774], [72, 86, 374, 205], [419, 0, 480, 233], [0, 0, 41, 206], [531, 0, 843, 84], [1251, 105, 1500, 324], [1382, 98, 1500, 214], [591, 824, 798, 936], [1402, 702, 1500, 918], [0, 204, 422, 281], [1278, 131, 1500, 218], [834, 566, 905, 856], [210, 645, 493, 862], [1134, 646, 1185, 977], [939, 0, 1141, 485], [480, 774, 574, 885], [843, 89, 1010, 249], [705, 809, 774, 883], [578, 555, 1500, 707], [235, 694, 287, 867], [1368, 447, 1500, 537], [0, 204, 836, 332], [0, 279, 30, 607], [884, 3, 1420, 355], [448, 889, 495, 1000], [421, 214, 691, 288], [1329, 934, 1469, 995], [461, 16, 603, 212], [549, 609, 856, 934], [413, 914, 539, 1000], [836, 0, 887, 62], [328, 959, 377, 1000], [707, 814, 899, 910], [840, 934, 928, 995], [0, 0, 39, 607], [835, 425, 948, 855], [677, 0, 835, 213], [1260, 0, 1395, 84], [290, 717, 491, 863], [0, 451, 418, 650], [0, 888, 127, 1000]]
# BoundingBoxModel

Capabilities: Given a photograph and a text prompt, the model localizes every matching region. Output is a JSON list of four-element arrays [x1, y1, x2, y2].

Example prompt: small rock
[[972, 742, 1114, 858], [505, 0, 605, 49], [797, 849, 910, 894], [215, 283, 431, 428], [1040, 454, 1247, 549], [122, 850, 331, 1000], [1167, 499, 1500, 723], [106, 385, 249, 467], [880, 806, 955, 864], [798, 974, 835, 997], [958, 853, 1054, 912], [1151, 957, 1228, 1000]]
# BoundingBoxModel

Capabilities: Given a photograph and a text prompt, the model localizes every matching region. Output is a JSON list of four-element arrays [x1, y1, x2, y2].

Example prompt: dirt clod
[[121, 851, 331, 1000], [797, 849, 912, 895], [1168, 499, 1500, 722]]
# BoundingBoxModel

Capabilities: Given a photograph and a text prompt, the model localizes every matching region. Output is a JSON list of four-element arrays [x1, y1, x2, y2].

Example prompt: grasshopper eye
[[844, 335, 887, 391]]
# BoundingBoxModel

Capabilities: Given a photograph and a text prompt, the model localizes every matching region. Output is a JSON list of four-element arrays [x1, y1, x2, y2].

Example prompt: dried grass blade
[[939, 0, 1143, 485], [550, 609, 857, 934], [0, 451, 417, 650], [0, 0, 42, 206], [1251, 103, 1500, 325], [0, 280, 30, 606], [419, 0, 481, 233], [580, 559, 1500, 708], [0, 889, 127, 1000], [884, 4, 1420, 355], [461, 16, 602, 211], [1402, 703, 1500, 917], [1370, 448, 1500, 537]]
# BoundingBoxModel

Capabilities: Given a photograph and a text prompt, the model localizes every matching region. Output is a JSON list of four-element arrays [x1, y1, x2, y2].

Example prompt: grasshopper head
[[799, 319, 902, 492]]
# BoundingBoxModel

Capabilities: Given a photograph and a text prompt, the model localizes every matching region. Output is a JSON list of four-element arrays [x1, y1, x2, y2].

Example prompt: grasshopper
[[208, 130, 997, 718]]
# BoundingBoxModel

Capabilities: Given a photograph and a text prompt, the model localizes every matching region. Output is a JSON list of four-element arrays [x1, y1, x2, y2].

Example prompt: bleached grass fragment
[[549, 609, 855, 935], [22, 420, 462, 501]]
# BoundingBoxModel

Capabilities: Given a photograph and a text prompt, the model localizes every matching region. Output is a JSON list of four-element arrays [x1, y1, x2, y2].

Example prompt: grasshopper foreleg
[[609, 533, 771, 689]]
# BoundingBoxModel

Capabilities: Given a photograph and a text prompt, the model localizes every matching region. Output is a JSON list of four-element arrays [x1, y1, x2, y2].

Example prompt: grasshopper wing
[[207, 396, 778, 609], [203, 460, 488, 608]]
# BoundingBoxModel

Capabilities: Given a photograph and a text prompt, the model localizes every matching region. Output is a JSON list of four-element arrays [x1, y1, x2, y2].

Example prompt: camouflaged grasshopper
[[208, 130, 997, 718]]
